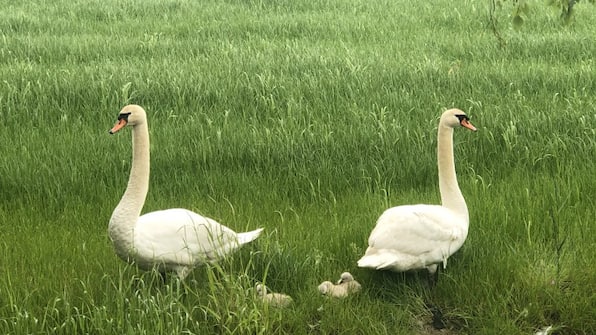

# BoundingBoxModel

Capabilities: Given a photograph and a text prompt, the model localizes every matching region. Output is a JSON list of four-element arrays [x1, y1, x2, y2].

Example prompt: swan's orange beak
[[460, 119, 477, 132], [109, 119, 127, 134]]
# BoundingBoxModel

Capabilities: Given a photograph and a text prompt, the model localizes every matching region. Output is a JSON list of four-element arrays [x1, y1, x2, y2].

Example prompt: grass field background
[[0, 0, 594, 334]]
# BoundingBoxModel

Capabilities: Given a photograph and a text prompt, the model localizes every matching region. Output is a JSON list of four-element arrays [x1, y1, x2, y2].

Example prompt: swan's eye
[[455, 114, 469, 122], [118, 112, 131, 121]]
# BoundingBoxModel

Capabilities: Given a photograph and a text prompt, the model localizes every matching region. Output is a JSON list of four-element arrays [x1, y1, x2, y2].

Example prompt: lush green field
[[0, 0, 594, 334]]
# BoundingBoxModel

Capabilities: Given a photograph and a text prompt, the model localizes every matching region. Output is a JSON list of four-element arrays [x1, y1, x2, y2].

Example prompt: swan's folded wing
[[368, 205, 466, 257], [133, 209, 239, 265]]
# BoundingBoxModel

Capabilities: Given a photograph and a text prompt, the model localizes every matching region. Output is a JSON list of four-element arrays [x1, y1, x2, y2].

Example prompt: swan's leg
[[426, 264, 440, 288], [159, 271, 167, 282], [424, 264, 446, 329]]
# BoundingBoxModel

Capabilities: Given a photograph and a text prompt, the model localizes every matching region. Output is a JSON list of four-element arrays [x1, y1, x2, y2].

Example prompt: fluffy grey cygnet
[[318, 272, 361, 298], [255, 283, 293, 308], [337, 272, 362, 292]]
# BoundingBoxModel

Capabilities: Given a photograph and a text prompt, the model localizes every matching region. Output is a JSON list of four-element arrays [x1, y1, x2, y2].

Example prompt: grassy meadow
[[1, 0, 595, 333]]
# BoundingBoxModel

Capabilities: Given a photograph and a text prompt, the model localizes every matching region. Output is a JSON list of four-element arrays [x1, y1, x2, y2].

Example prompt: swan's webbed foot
[[429, 304, 446, 329]]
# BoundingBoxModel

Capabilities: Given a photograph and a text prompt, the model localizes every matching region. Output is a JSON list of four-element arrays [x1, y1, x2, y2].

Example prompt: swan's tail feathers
[[357, 249, 397, 270], [237, 228, 264, 245]]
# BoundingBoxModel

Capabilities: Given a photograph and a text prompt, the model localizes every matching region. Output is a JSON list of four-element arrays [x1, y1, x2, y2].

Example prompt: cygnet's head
[[338, 272, 355, 284], [255, 283, 268, 296]]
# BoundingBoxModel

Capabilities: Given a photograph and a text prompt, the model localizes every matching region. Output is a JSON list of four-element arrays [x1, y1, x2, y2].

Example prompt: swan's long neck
[[108, 122, 150, 257], [437, 123, 468, 221]]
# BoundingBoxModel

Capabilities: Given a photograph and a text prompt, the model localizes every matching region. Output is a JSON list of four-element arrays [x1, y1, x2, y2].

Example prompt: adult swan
[[108, 105, 263, 280], [357, 108, 476, 283]]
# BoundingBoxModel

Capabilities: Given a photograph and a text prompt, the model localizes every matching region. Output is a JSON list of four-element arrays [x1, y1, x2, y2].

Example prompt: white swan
[[357, 108, 476, 279], [108, 104, 264, 280], [255, 283, 294, 308]]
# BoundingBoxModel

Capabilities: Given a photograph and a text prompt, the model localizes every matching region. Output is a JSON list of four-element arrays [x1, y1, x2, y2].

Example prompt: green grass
[[1, 0, 595, 333]]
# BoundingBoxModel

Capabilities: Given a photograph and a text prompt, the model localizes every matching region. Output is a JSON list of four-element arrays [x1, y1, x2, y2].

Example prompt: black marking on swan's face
[[455, 114, 469, 122], [454, 113, 477, 131], [117, 112, 131, 121]]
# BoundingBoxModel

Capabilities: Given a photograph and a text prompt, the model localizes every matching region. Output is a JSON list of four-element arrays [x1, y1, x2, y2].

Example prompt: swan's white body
[[357, 109, 476, 275], [108, 105, 263, 280]]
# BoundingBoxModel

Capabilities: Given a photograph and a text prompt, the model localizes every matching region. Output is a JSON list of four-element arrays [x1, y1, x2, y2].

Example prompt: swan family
[[108, 105, 476, 285]]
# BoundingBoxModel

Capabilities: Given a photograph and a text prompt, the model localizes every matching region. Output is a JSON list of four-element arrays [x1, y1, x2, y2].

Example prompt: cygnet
[[337, 272, 361, 293], [255, 283, 293, 308], [318, 281, 349, 298], [318, 272, 362, 298]]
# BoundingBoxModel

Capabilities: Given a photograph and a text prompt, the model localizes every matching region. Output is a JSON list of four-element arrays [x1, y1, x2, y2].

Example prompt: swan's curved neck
[[109, 121, 150, 253], [437, 124, 468, 220]]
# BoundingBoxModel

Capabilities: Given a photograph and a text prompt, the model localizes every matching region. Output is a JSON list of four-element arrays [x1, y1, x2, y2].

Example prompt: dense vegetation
[[0, 0, 594, 333]]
